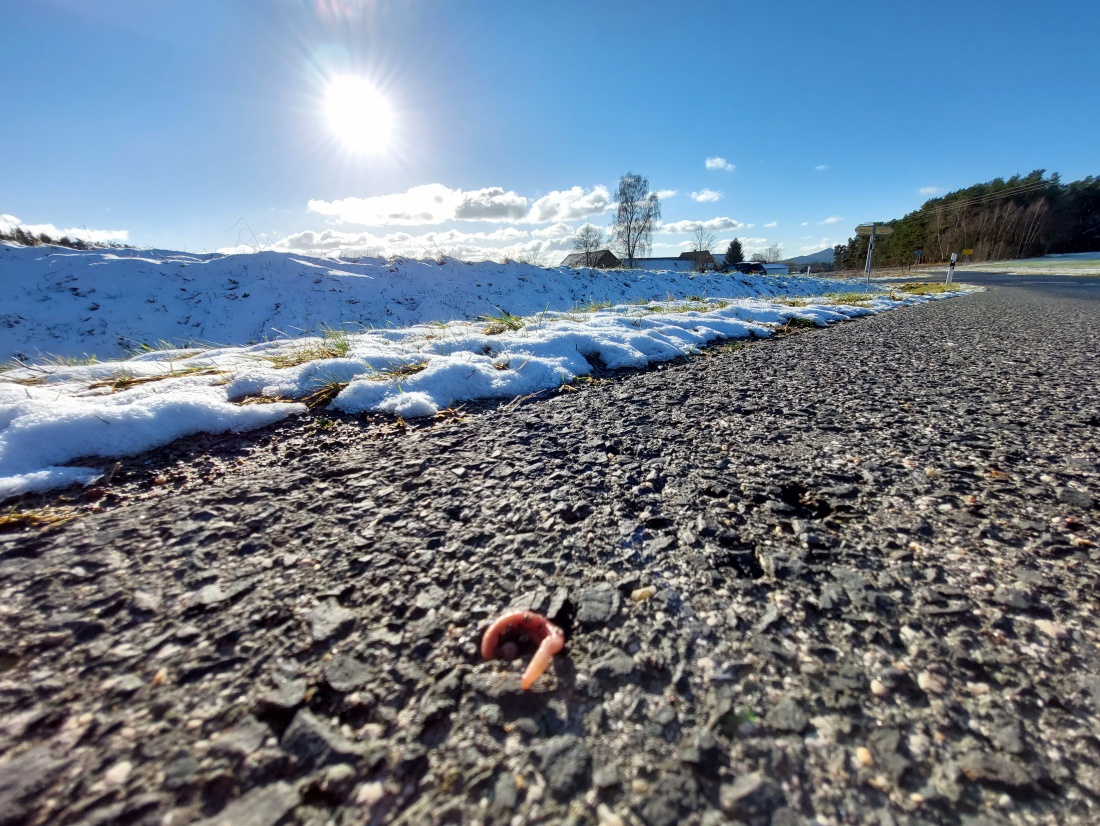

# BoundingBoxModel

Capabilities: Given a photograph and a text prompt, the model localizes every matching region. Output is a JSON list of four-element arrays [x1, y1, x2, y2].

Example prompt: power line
[[923, 179, 1052, 209], [919, 179, 1054, 214]]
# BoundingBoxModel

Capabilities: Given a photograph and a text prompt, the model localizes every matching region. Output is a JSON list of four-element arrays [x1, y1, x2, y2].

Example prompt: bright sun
[[324, 75, 393, 154]]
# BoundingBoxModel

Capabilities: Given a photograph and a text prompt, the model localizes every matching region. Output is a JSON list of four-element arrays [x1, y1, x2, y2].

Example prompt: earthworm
[[481, 610, 565, 690]]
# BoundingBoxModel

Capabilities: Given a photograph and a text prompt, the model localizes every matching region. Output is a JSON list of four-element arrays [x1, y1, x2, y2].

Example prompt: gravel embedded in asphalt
[[1, 283, 1098, 825]]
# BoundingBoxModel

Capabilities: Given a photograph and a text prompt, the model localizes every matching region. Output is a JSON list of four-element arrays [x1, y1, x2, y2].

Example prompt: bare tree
[[749, 243, 784, 262], [689, 226, 717, 271], [571, 224, 605, 267], [511, 247, 547, 267], [612, 172, 661, 268]]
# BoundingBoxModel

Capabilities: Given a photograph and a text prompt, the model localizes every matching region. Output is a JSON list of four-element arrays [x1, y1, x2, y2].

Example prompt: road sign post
[[856, 223, 893, 287], [947, 252, 957, 285]]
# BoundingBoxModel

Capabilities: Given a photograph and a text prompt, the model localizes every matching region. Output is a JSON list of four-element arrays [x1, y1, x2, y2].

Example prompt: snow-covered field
[[955, 251, 1100, 276], [0, 243, 973, 499]]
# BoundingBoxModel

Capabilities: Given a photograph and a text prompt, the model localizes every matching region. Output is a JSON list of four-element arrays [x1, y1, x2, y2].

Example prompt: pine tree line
[[833, 171, 1100, 269]]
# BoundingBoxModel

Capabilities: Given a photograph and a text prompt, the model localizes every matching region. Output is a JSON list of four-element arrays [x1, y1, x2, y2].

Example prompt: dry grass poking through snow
[[266, 328, 351, 368], [892, 282, 959, 296]]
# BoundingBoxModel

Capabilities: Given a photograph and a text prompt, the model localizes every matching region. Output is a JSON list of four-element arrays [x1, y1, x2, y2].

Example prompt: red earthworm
[[481, 610, 565, 690]]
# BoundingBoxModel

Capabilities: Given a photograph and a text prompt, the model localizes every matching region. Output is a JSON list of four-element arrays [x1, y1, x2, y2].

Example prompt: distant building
[[624, 257, 697, 272], [560, 249, 620, 268], [678, 251, 718, 271]]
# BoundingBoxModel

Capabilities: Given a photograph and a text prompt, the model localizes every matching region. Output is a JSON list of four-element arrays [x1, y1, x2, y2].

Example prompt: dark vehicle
[[732, 261, 767, 275]]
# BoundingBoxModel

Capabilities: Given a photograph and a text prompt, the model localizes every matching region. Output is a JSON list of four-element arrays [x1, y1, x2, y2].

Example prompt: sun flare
[[324, 75, 393, 154]]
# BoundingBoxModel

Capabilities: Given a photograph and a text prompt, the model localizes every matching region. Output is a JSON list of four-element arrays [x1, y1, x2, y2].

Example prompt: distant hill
[[785, 248, 834, 266]]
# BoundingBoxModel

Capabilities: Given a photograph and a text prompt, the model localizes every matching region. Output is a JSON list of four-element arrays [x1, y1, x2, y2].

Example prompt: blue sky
[[3, 0, 1098, 263]]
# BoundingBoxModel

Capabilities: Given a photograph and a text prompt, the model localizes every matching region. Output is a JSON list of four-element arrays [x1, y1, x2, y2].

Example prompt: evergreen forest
[[833, 171, 1100, 270]]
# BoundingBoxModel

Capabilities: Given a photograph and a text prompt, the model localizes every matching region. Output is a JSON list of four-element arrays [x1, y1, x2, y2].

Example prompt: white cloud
[[307, 182, 615, 229], [527, 185, 612, 223], [764, 221, 778, 228], [800, 222, 809, 227], [815, 164, 829, 171], [800, 238, 834, 253], [8, 220, 129, 244], [308, 183, 529, 227], [919, 186, 942, 195], [658, 216, 746, 234], [454, 188, 530, 222], [268, 229, 383, 254], [266, 226, 528, 255], [690, 189, 723, 203], [655, 189, 678, 200], [821, 216, 843, 225], [531, 222, 576, 239], [705, 157, 735, 172], [409, 227, 528, 245], [242, 225, 581, 265]]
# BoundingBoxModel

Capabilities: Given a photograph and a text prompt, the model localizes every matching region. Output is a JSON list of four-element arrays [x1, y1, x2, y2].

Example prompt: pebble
[[870, 679, 888, 697], [917, 669, 948, 695], [855, 747, 874, 767], [308, 599, 357, 642], [132, 590, 163, 612], [104, 760, 132, 786], [1034, 619, 1064, 639], [191, 781, 300, 826], [322, 764, 357, 796], [907, 733, 931, 758], [531, 735, 591, 799], [355, 781, 385, 806], [575, 586, 621, 626]]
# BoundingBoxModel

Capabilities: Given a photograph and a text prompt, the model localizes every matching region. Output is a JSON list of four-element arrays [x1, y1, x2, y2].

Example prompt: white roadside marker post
[[947, 252, 957, 285]]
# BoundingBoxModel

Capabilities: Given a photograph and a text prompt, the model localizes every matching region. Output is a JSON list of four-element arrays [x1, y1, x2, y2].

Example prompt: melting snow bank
[[3, 242, 904, 362], [0, 284, 976, 499]]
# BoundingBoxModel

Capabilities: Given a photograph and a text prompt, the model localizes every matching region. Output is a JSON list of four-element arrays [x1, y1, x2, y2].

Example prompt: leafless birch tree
[[612, 173, 660, 268]]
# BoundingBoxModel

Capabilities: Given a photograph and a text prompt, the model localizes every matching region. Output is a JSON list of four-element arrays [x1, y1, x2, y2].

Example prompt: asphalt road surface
[[1, 277, 1098, 826]]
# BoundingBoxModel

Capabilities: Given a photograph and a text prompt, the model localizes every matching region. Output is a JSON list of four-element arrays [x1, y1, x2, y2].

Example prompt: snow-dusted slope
[[2, 244, 861, 362]]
